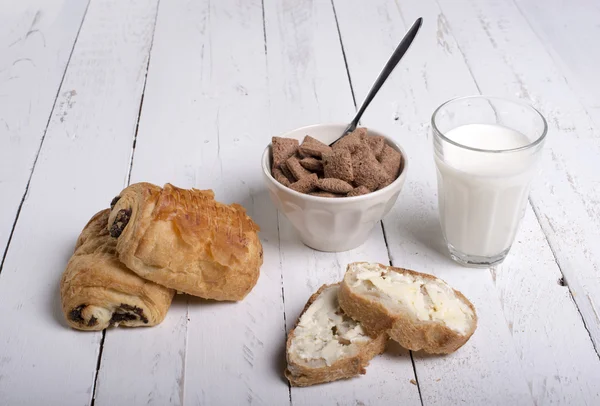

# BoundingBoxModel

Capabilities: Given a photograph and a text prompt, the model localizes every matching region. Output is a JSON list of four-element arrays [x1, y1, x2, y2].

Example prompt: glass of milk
[[432, 96, 547, 267]]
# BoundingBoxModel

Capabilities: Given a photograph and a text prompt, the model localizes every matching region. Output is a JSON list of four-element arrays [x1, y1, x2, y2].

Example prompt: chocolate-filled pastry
[[108, 183, 263, 301], [61, 210, 175, 331]]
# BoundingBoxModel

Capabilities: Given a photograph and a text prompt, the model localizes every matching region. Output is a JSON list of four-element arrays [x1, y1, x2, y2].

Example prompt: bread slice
[[338, 262, 477, 354], [285, 284, 387, 387]]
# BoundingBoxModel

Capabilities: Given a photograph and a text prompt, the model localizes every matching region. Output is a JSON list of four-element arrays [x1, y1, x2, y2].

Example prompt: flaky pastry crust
[[108, 183, 263, 301], [60, 210, 175, 331]]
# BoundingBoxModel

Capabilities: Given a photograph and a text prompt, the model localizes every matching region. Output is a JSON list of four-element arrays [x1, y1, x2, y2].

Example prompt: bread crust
[[284, 284, 387, 387], [108, 183, 263, 301], [60, 210, 175, 331], [338, 262, 477, 354]]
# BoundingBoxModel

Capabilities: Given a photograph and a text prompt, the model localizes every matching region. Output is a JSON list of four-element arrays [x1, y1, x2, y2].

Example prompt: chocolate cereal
[[347, 185, 370, 197], [379, 144, 402, 179], [323, 149, 354, 182], [299, 157, 324, 172], [290, 173, 318, 194], [332, 128, 367, 153], [310, 191, 342, 198], [299, 135, 333, 158], [367, 135, 386, 159], [272, 137, 299, 169], [269, 127, 402, 198], [280, 161, 296, 181], [272, 167, 292, 186], [286, 156, 313, 180], [317, 178, 353, 194], [352, 146, 389, 191]]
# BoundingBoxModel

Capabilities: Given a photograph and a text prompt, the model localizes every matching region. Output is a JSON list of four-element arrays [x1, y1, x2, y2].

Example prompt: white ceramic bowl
[[262, 123, 408, 252]]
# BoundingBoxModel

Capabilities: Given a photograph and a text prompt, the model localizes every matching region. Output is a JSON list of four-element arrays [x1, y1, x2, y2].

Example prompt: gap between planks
[[508, 0, 600, 361], [0, 0, 92, 277], [89, 0, 163, 404], [529, 199, 600, 360], [89, 330, 107, 406], [330, 0, 425, 403], [259, 0, 291, 403], [431, 0, 600, 364]]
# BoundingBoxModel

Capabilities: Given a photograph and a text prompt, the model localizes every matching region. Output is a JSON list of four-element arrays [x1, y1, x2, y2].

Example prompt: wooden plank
[[436, 0, 600, 363], [514, 0, 600, 125], [334, 0, 600, 403], [93, 0, 290, 405], [332, 0, 542, 404], [264, 0, 421, 405], [498, 206, 600, 404], [0, 0, 159, 404], [0, 0, 88, 259]]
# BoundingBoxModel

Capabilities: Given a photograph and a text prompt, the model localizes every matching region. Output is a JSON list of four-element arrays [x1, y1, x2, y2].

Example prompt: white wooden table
[[1, 0, 600, 404]]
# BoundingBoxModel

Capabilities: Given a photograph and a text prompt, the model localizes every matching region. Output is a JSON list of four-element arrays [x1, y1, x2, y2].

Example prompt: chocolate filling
[[87, 316, 98, 327], [69, 304, 87, 323], [110, 195, 121, 210], [109, 303, 148, 324], [109, 208, 132, 238], [110, 312, 138, 323]]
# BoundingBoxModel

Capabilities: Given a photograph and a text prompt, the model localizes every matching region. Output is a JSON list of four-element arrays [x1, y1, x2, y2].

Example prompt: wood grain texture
[[436, 0, 600, 360], [264, 0, 421, 404], [332, 0, 595, 404], [498, 206, 600, 404], [93, 0, 290, 405], [0, 0, 599, 405], [0, 0, 157, 404], [0, 0, 88, 259], [514, 0, 600, 125]]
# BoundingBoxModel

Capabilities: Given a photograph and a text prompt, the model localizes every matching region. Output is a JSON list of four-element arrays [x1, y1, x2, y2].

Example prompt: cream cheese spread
[[352, 263, 473, 334], [289, 285, 370, 366]]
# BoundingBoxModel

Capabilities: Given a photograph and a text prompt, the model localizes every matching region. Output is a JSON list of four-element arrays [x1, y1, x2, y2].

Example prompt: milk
[[434, 124, 539, 261]]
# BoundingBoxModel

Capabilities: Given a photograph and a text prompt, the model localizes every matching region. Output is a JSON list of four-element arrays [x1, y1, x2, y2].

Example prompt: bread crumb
[[410, 379, 417, 385]]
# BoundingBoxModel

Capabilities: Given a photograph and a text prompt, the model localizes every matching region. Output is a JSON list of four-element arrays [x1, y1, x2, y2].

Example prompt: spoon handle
[[346, 17, 423, 134]]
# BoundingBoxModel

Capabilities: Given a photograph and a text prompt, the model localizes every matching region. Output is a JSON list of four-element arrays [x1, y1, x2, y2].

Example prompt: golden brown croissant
[[107, 182, 263, 301], [60, 210, 175, 331]]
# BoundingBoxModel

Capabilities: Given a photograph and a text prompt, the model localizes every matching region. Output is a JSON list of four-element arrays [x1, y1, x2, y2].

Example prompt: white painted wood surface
[[0, 0, 158, 404], [1, 0, 599, 405], [333, 1, 529, 404], [264, 0, 420, 404], [334, 0, 600, 404], [0, 0, 88, 261], [437, 0, 600, 356], [515, 0, 600, 126], [94, 0, 289, 404]]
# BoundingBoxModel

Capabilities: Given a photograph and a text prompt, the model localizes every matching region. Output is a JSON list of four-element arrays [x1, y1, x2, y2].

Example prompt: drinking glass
[[432, 96, 547, 267]]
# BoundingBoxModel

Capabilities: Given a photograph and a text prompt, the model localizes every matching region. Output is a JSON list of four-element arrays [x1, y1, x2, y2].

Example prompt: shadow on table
[[399, 210, 454, 265]]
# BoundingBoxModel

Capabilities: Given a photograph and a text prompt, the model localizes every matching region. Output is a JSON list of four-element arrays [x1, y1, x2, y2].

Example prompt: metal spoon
[[330, 17, 423, 146]]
